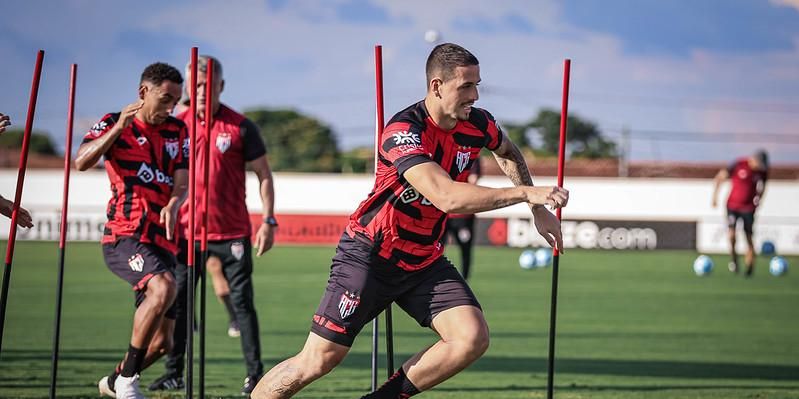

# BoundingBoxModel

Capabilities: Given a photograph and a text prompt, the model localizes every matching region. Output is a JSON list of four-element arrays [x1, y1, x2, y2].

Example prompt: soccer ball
[[769, 256, 788, 276], [519, 250, 536, 270], [761, 241, 776, 255], [535, 248, 553, 268], [693, 255, 714, 276]]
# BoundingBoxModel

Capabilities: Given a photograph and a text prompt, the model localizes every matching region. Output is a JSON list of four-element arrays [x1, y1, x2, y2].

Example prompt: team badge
[[231, 241, 245, 261], [338, 291, 360, 319], [136, 136, 148, 146], [216, 133, 232, 153], [128, 253, 145, 272], [165, 139, 179, 159], [456, 151, 471, 173]]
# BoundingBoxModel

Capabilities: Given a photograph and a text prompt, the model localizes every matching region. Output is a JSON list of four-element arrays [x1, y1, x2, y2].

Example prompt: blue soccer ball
[[535, 248, 553, 268], [761, 241, 776, 255], [693, 255, 714, 276], [769, 256, 788, 276], [519, 250, 536, 270]]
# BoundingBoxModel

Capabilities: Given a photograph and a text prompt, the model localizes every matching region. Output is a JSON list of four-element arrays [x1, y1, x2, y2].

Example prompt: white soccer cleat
[[114, 374, 146, 399], [98, 376, 117, 398]]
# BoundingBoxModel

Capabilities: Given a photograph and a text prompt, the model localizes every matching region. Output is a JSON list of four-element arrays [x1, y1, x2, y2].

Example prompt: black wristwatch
[[263, 216, 278, 226]]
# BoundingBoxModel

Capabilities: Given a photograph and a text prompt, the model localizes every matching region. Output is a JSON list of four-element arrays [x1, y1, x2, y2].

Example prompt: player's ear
[[219, 79, 225, 94], [138, 84, 148, 100], [430, 78, 442, 98]]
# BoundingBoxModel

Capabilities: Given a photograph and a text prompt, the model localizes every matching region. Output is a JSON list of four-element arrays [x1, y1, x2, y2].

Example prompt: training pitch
[[0, 241, 797, 398]]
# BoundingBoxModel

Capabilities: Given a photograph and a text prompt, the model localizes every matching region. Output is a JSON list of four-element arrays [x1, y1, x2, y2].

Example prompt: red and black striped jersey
[[346, 100, 503, 271], [83, 113, 189, 254]]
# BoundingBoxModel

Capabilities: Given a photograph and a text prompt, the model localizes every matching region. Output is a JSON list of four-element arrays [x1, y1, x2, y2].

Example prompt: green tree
[[0, 129, 58, 155], [529, 109, 617, 159], [244, 108, 341, 172]]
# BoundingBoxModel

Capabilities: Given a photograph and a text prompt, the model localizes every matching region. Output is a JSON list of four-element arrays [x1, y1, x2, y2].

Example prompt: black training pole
[[198, 57, 214, 399], [186, 46, 198, 399], [0, 49, 44, 354], [546, 59, 570, 399], [49, 63, 76, 399]]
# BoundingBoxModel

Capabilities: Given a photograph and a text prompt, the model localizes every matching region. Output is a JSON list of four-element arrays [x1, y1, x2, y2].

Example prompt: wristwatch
[[263, 216, 278, 226]]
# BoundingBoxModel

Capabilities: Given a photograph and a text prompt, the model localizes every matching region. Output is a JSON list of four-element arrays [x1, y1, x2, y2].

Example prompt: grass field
[[0, 241, 797, 399]]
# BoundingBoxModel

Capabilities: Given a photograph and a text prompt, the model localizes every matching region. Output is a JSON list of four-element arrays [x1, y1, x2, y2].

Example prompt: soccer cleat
[[114, 374, 145, 399], [728, 261, 739, 273], [148, 373, 184, 391], [228, 320, 241, 338], [241, 374, 260, 395], [98, 375, 117, 398], [745, 265, 754, 277]]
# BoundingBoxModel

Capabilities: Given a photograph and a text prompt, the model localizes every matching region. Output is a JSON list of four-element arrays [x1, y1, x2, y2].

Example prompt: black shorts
[[311, 233, 481, 347], [727, 209, 755, 234], [102, 237, 178, 319]]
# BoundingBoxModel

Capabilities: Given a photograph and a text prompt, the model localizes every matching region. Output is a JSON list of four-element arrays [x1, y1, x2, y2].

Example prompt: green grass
[[0, 241, 797, 398]]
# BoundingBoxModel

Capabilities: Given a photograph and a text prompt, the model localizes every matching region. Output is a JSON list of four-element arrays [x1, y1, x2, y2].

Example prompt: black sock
[[108, 364, 122, 390], [361, 368, 420, 399], [120, 345, 147, 377], [221, 295, 236, 322]]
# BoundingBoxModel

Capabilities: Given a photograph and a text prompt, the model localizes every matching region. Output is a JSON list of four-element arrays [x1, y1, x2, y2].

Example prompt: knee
[[146, 274, 177, 312], [297, 344, 347, 379], [454, 324, 490, 362]]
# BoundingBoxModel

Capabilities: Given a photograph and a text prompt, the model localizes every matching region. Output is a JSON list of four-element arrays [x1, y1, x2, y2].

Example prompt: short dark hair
[[425, 43, 479, 87], [140, 62, 183, 85], [755, 149, 769, 169]]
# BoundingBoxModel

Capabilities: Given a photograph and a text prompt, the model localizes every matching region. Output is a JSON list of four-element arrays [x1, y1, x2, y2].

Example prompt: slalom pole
[[186, 46, 198, 399], [198, 58, 214, 399], [49, 63, 77, 399], [0, 49, 45, 353], [546, 59, 571, 399], [373, 45, 395, 379]]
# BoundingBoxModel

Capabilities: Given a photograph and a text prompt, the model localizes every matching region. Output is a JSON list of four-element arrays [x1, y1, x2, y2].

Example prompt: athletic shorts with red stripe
[[311, 233, 481, 347], [102, 237, 178, 319]]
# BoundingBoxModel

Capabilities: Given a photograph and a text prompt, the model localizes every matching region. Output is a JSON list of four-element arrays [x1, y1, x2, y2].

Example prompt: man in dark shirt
[[251, 43, 568, 399]]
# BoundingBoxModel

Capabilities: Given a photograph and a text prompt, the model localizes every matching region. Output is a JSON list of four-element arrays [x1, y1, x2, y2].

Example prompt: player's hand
[[533, 205, 563, 253], [0, 197, 33, 228], [254, 223, 275, 257], [119, 100, 144, 128], [0, 113, 10, 134], [525, 186, 569, 209], [160, 202, 179, 240]]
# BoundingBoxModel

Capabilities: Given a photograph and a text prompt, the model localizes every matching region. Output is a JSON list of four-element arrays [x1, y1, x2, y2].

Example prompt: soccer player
[[250, 43, 568, 399], [148, 55, 276, 395], [0, 112, 34, 228], [74, 62, 188, 399], [712, 150, 769, 277], [443, 159, 481, 279]]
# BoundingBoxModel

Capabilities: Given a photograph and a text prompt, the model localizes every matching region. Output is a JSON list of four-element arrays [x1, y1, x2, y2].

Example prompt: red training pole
[[0, 49, 45, 354], [198, 57, 214, 399], [186, 46, 198, 399], [49, 63, 77, 399], [546, 58, 570, 399]]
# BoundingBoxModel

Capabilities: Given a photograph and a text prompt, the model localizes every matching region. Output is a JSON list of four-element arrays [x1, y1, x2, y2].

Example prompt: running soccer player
[[712, 149, 769, 277], [148, 55, 276, 395], [75, 62, 188, 399], [250, 43, 568, 399]]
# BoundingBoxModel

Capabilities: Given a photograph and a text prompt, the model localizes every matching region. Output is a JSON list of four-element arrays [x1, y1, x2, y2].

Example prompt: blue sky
[[2, 0, 798, 163]]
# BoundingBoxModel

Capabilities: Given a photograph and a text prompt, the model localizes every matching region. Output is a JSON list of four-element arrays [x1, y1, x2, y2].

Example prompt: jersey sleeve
[[483, 110, 504, 151], [380, 121, 431, 176], [81, 113, 118, 145], [240, 118, 267, 162]]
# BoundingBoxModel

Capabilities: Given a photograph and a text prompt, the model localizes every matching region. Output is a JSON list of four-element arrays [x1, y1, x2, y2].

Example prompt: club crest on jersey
[[231, 241, 245, 261], [182, 138, 190, 158], [338, 291, 360, 319], [216, 133, 232, 153], [456, 151, 471, 173], [165, 139, 179, 159], [128, 253, 144, 272], [136, 136, 148, 146]]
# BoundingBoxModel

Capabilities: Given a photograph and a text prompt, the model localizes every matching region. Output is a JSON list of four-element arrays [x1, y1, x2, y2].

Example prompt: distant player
[[443, 159, 481, 279], [75, 62, 188, 399], [712, 150, 769, 277], [148, 55, 276, 396], [251, 43, 568, 399]]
